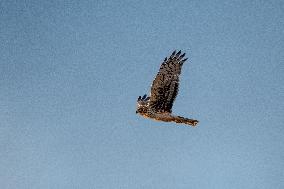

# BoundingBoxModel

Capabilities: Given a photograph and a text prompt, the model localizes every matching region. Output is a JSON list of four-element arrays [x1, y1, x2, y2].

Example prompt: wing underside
[[149, 50, 188, 113]]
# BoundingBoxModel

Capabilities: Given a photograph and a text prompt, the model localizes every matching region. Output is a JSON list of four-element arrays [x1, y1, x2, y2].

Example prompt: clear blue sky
[[1, 0, 283, 188]]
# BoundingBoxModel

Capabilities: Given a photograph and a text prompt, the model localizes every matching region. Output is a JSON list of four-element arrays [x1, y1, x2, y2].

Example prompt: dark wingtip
[[138, 96, 141, 101], [142, 94, 147, 100], [180, 58, 188, 65], [180, 53, 186, 58], [176, 50, 181, 56], [171, 50, 176, 55], [164, 57, 167, 61]]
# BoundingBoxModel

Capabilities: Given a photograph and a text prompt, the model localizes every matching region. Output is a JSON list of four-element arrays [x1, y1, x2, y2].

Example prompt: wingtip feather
[[176, 50, 181, 56]]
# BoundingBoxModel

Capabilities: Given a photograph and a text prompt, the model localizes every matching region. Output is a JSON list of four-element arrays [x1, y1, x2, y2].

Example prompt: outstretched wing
[[149, 50, 188, 113]]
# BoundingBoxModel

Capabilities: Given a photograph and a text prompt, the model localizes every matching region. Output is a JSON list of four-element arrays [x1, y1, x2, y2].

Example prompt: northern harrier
[[136, 50, 198, 126]]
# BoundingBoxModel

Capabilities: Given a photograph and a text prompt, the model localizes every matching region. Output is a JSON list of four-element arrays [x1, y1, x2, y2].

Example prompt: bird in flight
[[136, 50, 198, 126]]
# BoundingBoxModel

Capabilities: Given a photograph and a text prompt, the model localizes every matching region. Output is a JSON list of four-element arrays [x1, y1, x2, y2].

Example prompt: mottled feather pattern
[[150, 50, 187, 113], [136, 50, 198, 126]]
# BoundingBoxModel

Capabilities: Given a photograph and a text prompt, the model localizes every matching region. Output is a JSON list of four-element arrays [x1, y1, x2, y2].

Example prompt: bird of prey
[[136, 50, 198, 126]]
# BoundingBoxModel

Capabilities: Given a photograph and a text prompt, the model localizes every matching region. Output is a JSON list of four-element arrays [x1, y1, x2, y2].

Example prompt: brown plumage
[[136, 50, 198, 126]]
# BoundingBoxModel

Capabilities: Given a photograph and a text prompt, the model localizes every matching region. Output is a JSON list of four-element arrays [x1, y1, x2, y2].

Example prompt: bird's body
[[136, 50, 198, 126]]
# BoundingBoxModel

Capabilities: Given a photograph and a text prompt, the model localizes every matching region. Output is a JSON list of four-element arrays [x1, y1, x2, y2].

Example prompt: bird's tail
[[173, 116, 199, 126]]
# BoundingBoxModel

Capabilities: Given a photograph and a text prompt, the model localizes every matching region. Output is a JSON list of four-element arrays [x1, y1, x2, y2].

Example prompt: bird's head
[[136, 94, 150, 114]]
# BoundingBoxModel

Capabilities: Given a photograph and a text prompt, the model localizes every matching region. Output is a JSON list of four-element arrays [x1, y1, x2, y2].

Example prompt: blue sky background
[[1, 0, 283, 188]]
